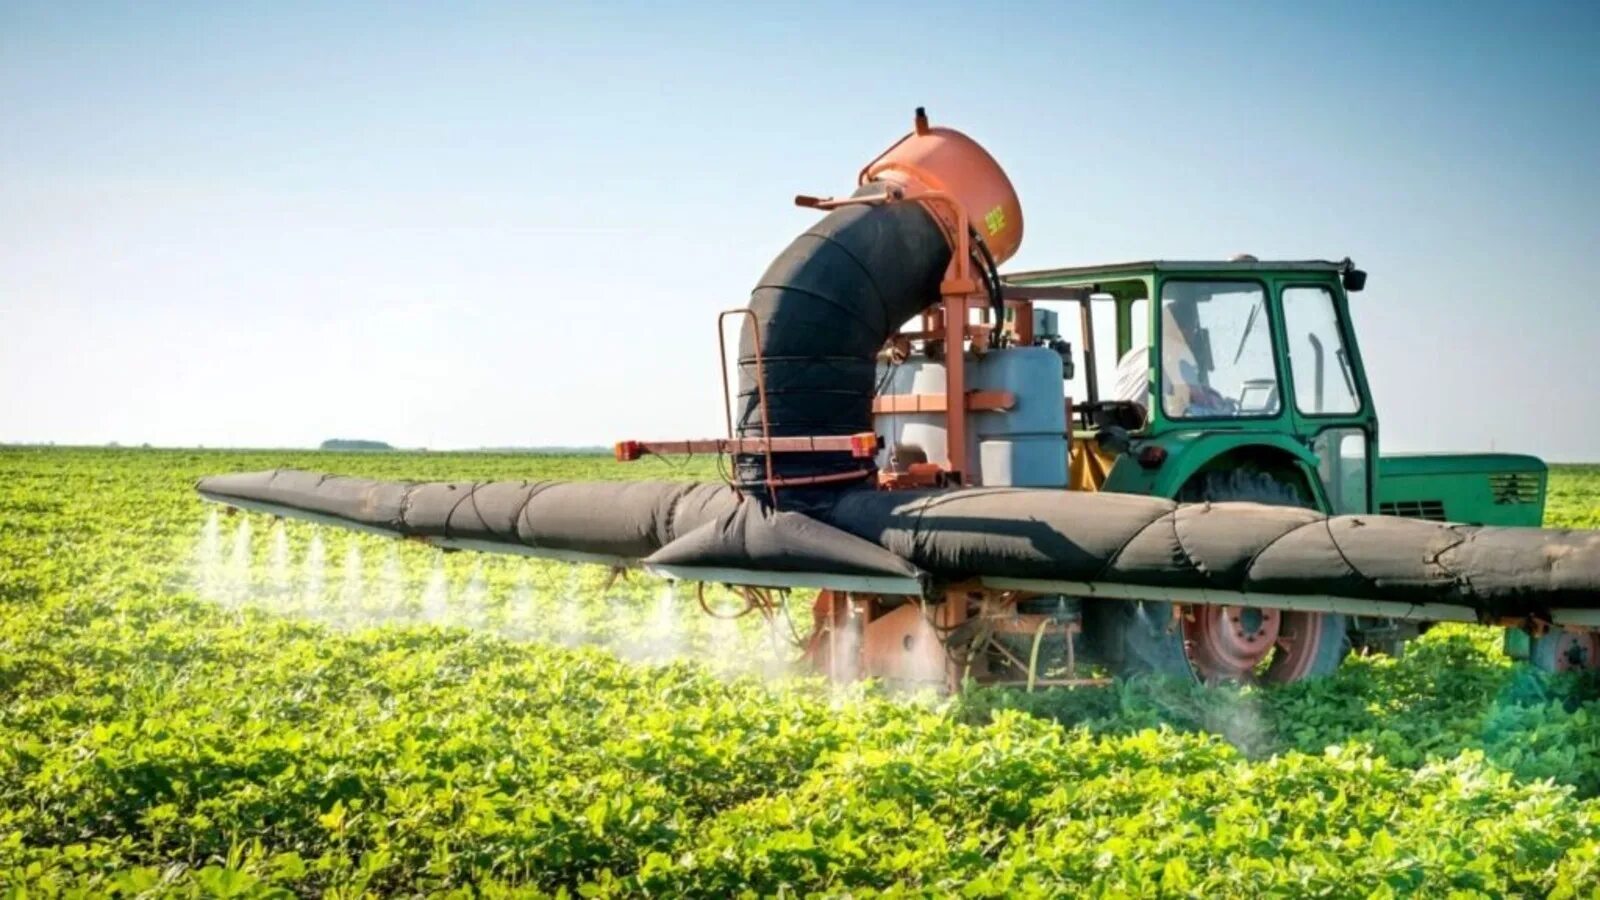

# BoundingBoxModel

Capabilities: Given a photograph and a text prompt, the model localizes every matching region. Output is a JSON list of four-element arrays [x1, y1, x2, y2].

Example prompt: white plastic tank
[[876, 347, 1068, 487]]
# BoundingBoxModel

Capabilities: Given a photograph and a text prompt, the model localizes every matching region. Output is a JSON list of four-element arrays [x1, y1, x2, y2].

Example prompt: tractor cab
[[998, 258, 1378, 514]]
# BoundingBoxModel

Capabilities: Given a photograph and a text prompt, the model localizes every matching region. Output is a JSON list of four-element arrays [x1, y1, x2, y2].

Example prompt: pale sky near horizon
[[4, 1, 1598, 459]]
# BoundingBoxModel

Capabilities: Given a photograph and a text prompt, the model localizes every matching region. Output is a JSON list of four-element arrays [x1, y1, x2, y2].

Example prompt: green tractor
[[999, 257, 1560, 677], [196, 108, 1599, 689]]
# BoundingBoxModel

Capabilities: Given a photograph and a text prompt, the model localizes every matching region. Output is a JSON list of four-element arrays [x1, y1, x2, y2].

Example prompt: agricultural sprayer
[[199, 109, 1600, 688]]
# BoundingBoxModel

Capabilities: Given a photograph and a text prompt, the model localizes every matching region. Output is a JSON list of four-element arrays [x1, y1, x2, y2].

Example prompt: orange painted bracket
[[616, 433, 880, 462], [872, 390, 1014, 415]]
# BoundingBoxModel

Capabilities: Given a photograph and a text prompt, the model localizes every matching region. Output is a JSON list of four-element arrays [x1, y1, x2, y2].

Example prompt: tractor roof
[[1004, 259, 1348, 285]]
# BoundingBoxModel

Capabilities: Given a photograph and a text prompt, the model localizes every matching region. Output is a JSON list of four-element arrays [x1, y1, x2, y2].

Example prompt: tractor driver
[[1111, 304, 1235, 417]]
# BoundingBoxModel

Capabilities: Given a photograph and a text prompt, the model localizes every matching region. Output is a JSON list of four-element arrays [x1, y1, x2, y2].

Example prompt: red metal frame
[[909, 186, 982, 482], [871, 390, 1013, 415]]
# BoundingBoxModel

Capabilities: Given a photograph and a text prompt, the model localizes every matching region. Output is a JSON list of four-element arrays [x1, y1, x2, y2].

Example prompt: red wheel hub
[[1182, 605, 1280, 681], [1542, 632, 1600, 672], [1181, 606, 1334, 683]]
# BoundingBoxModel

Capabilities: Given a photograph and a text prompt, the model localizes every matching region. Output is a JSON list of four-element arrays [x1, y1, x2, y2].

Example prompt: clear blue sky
[[3, 1, 1597, 458]]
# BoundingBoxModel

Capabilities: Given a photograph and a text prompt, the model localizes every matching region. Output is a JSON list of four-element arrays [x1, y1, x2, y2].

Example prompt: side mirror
[[1340, 259, 1367, 292]]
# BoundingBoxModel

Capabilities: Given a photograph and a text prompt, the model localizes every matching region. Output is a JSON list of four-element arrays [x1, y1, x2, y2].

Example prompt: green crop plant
[[1547, 464, 1600, 530], [2, 447, 1599, 896]]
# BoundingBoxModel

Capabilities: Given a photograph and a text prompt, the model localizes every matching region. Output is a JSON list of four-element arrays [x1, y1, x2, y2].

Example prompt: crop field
[[3, 448, 1600, 897], [1549, 466, 1600, 530]]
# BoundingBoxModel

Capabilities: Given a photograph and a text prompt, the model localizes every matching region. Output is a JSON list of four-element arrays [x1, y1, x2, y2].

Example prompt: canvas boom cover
[[197, 470, 1600, 618]]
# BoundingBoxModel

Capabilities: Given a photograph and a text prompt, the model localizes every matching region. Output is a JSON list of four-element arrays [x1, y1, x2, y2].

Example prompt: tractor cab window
[[1312, 427, 1369, 513], [1159, 281, 1280, 419], [1282, 286, 1361, 415], [1109, 298, 1151, 405]]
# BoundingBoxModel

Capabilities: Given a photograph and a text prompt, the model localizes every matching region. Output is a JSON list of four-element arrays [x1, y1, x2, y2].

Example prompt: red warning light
[[1136, 444, 1168, 469], [849, 433, 880, 458]]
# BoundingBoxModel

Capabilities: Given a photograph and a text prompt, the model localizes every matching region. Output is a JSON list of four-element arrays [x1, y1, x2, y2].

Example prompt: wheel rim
[[1540, 632, 1600, 672], [1181, 605, 1281, 682], [1180, 606, 1335, 683]]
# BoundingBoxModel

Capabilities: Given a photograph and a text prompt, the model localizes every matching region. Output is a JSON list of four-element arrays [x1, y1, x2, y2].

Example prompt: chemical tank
[[875, 346, 1068, 487]]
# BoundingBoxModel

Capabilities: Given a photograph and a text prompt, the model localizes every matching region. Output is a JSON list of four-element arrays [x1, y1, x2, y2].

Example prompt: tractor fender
[[1101, 432, 1331, 511]]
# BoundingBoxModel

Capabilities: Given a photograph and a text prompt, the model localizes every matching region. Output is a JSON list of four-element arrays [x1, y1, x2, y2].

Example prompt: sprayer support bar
[[794, 186, 904, 211], [615, 433, 880, 462]]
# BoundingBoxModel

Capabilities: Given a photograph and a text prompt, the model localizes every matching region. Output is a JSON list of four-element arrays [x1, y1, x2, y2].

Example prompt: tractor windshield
[[1159, 281, 1280, 419]]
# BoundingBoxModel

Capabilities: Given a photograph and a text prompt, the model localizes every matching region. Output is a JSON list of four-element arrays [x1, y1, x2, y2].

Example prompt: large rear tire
[[1086, 469, 1351, 684]]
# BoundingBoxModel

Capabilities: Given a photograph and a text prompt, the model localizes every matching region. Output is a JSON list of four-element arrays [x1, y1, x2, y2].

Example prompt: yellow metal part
[[1069, 437, 1117, 492]]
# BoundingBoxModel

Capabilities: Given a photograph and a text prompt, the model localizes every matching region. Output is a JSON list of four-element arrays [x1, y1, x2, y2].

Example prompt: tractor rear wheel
[[1085, 469, 1351, 684]]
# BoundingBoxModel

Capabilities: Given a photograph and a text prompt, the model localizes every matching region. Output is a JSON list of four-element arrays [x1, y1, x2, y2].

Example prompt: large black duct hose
[[735, 189, 952, 509]]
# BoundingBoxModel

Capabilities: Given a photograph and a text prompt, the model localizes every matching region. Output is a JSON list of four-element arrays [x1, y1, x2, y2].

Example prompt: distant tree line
[[320, 439, 395, 451]]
